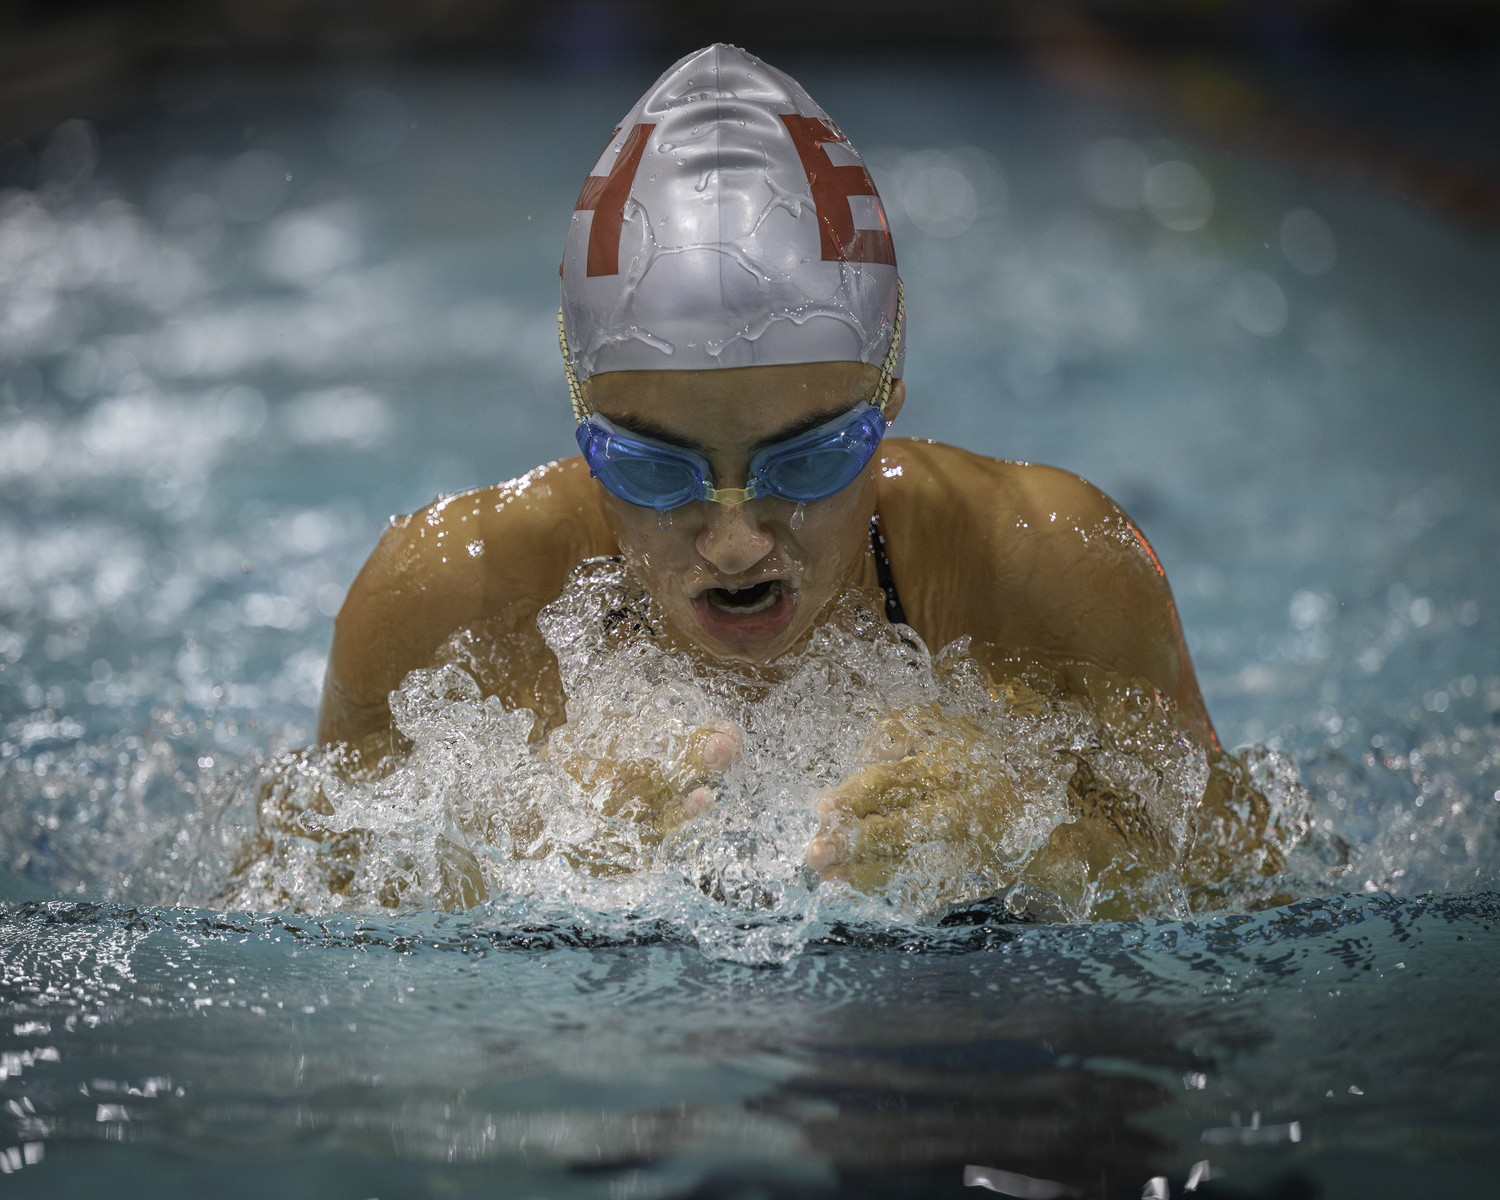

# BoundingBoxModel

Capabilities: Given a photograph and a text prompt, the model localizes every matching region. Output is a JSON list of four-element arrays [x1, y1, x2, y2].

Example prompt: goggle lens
[[604, 457, 700, 509], [577, 422, 708, 510], [753, 408, 885, 502]]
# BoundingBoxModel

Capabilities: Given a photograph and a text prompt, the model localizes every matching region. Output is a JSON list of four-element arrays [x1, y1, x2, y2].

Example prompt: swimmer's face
[[582, 361, 905, 663]]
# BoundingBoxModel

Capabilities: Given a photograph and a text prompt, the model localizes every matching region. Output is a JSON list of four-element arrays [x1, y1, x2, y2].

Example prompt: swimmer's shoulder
[[878, 439, 1109, 504], [319, 457, 613, 746], [876, 439, 1121, 560], [363, 458, 614, 602], [875, 439, 1209, 738]]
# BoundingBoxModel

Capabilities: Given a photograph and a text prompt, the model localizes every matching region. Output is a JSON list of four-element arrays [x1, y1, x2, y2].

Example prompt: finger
[[807, 827, 844, 870], [811, 817, 907, 887], [679, 786, 716, 821], [846, 811, 918, 863], [658, 786, 718, 835], [817, 760, 927, 820], [819, 794, 956, 876], [690, 719, 744, 773]]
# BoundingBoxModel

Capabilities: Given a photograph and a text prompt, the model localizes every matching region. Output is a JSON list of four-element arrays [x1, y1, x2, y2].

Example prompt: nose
[[695, 501, 774, 577]]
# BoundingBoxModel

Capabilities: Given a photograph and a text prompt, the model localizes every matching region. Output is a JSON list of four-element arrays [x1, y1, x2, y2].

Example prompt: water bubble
[[1289, 589, 1332, 630], [285, 387, 390, 448], [1231, 271, 1288, 337], [1280, 207, 1336, 275], [1143, 160, 1214, 231], [789, 502, 805, 531], [315, 584, 346, 618], [260, 203, 361, 284], [36, 120, 98, 190], [657, 508, 673, 530], [904, 166, 978, 237]]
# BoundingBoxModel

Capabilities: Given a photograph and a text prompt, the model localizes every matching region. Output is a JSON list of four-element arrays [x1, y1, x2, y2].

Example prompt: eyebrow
[[599, 404, 858, 457], [602, 413, 711, 453], [749, 405, 856, 452]]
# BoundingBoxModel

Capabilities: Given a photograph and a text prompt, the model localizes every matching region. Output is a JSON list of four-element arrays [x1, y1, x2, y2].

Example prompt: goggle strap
[[558, 308, 588, 424], [560, 278, 905, 423], [874, 277, 904, 416]]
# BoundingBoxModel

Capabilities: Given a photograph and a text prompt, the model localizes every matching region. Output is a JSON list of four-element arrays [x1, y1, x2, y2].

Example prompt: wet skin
[[581, 362, 895, 666], [319, 361, 1218, 885]]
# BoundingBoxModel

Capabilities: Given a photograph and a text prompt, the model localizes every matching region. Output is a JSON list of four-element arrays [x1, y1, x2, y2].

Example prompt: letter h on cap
[[574, 123, 655, 277], [781, 116, 896, 266]]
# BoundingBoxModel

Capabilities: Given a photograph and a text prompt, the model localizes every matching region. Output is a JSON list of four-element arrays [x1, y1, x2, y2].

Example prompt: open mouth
[[705, 580, 781, 615], [691, 577, 798, 645]]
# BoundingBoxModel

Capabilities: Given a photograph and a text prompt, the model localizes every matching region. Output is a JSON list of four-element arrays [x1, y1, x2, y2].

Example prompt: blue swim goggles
[[559, 281, 904, 513], [574, 403, 887, 510]]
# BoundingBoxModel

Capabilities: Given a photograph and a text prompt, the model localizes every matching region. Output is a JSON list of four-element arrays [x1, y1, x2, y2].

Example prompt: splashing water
[[102, 559, 1331, 964]]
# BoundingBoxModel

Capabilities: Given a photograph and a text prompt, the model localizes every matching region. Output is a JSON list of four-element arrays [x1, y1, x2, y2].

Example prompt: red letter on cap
[[781, 116, 896, 267], [574, 123, 655, 277]]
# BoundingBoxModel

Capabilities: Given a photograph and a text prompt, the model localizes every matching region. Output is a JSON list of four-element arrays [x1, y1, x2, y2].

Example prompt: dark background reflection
[[5, 0, 1499, 221]]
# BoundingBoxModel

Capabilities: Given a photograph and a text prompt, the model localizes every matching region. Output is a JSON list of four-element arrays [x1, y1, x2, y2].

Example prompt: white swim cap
[[560, 43, 903, 384]]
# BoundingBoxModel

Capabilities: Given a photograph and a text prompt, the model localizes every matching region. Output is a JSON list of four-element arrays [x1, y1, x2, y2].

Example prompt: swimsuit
[[871, 515, 908, 627]]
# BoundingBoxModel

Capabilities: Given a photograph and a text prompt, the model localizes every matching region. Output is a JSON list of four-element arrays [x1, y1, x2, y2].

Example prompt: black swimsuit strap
[[870, 515, 909, 627]]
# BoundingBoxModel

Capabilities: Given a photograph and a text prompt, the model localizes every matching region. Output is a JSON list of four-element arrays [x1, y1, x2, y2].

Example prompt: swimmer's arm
[[884, 447, 1214, 748], [812, 453, 1220, 896], [317, 459, 614, 752], [965, 462, 1216, 747]]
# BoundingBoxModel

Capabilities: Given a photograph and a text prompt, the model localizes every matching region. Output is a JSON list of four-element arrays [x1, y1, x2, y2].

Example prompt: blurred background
[[1, 0, 1498, 897], [5, 0, 1500, 165]]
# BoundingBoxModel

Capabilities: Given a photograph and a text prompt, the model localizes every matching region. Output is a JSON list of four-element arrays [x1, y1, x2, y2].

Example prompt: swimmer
[[318, 45, 1297, 913]]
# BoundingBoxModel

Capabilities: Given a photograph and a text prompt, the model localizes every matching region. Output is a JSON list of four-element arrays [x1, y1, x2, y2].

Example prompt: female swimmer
[[317, 44, 1293, 910]]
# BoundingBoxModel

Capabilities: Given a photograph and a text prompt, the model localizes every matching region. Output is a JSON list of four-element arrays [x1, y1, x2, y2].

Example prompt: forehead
[[583, 361, 879, 445]]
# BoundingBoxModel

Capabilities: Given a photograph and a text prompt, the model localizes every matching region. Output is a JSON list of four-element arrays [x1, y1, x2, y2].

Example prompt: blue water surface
[[1, 54, 1498, 1198]]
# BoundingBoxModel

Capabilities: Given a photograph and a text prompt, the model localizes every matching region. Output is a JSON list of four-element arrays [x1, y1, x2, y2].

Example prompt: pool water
[[2, 53, 1499, 1198]]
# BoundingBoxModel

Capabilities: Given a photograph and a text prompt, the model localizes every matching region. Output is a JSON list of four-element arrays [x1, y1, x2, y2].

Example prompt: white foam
[[183, 560, 1320, 964]]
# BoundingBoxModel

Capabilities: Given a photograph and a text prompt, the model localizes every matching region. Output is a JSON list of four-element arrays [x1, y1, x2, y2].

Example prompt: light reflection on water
[[1, 58, 1499, 1197]]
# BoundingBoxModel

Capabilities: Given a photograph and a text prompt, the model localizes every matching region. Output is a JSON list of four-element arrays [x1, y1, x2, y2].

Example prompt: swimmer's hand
[[664, 719, 742, 827], [545, 717, 743, 848], [806, 704, 1023, 893]]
